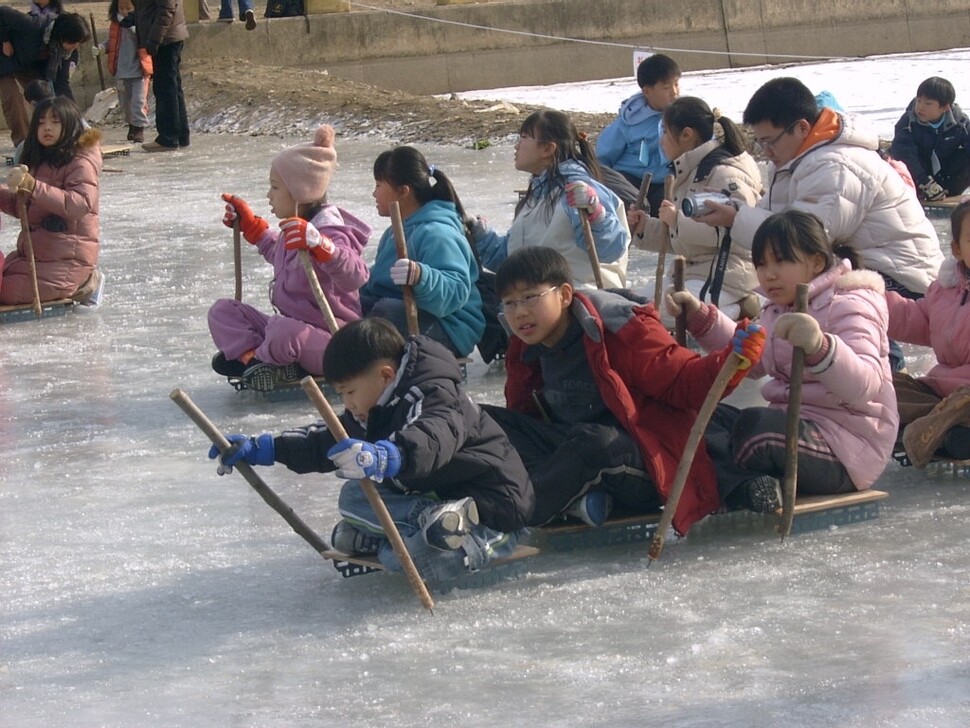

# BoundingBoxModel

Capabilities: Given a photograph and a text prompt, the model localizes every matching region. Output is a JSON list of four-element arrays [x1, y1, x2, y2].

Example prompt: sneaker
[[330, 520, 383, 554], [277, 361, 306, 384], [733, 476, 783, 514], [244, 9, 256, 29], [565, 491, 613, 527], [241, 360, 280, 391], [419, 497, 480, 551], [217, 15, 234, 22], [211, 351, 248, 377]]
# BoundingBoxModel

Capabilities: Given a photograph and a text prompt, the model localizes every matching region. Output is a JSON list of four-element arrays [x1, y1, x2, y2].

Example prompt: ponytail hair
[[373, 145, 470, 224], [663, 96, 747, 157], [515, 109, 602, 217]]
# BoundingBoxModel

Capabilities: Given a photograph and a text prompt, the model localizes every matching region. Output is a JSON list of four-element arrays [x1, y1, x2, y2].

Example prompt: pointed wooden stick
[[89, 13, 106, 92], [635, 172, 654, 213], [389, 201, 420, 336], [16, 190, 42, 318], [578, 209, 604, 289], [298, 251, 340, 335], [648, 352, 745, 563], [673, 255, 687, 347], [779, 283, 809, 540], [169, 388, 331, 555], [232, 218, 242, 301], [653, 174, 676, 308], [301, 376, 435, 613]]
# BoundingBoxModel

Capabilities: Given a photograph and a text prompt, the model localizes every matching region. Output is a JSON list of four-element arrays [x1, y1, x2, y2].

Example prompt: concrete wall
[[175, 0, 970, 94]]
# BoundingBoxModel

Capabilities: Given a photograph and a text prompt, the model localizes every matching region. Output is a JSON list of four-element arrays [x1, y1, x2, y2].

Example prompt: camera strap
[[699, 227, 733, 307]]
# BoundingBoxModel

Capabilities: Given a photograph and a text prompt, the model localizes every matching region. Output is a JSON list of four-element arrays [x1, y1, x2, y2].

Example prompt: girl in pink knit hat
[[207, 125, 372, 391]]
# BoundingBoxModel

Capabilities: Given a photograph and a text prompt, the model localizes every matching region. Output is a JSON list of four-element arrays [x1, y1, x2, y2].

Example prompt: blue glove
[[326, 439, 402, 482], [208, 433, 275, 475], [728, 321, 766, 388]]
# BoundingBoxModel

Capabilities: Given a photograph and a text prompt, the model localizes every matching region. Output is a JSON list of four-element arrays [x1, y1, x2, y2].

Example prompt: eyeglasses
[[753, 121, 799, 153], [499, 286, 559, 312]]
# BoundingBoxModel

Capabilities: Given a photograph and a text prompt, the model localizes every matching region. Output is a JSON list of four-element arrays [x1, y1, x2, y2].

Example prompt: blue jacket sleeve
[[472, 225, 510, 272], [595, 117, 626, 168]]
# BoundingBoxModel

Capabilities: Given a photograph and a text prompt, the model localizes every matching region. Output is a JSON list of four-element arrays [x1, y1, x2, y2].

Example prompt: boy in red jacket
[[483, 247, 772, 535]]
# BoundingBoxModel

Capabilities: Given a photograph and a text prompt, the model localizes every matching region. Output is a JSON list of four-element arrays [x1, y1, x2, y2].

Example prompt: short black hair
[[23, 79, 53, 104], [916, 76, 956, 107], [743, 77, 821, 128], [951, 200, 970, 246], [495, 247, 572, 297], [751, 209, 837, 272], [636, 53, 680, 88], [51, 13, 91, 45], [321, 318, 405, 384]]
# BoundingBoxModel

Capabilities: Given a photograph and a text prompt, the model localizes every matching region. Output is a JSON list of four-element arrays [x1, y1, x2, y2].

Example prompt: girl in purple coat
[[668, 210, 897, 508], [209, 125, 371, 391], [890, 201, 970, 467]]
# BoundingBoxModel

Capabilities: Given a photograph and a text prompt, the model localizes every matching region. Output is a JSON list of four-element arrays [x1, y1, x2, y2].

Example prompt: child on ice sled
[[209, 318, 535, 583], [209, 125, 371, 391], [481, 246, 771, 535], [668, 210, 897, 503], [890, 200, 970, 467]]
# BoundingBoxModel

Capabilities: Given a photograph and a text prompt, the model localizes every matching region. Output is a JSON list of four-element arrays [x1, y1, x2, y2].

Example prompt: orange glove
[[221, 193, 268, 244], [727, 320, 766, 388], [280, 217, 335, 262]]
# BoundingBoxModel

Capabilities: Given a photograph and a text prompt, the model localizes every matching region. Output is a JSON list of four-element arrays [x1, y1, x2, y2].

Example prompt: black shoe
[[244, 9, 256, 29], [732, 476, 783, 514], [126, 124, 135, 141], [211, 352, 248, 377], [241, 360, 280, 391], [331, 520, 383, 554]]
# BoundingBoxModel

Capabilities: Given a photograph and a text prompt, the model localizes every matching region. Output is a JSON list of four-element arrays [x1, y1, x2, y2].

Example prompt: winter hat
[[271, 125, 337, 204]]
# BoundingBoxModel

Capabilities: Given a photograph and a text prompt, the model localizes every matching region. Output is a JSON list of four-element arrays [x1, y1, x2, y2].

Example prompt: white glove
[[919, 177, 947, 202], [564, 181, 605, 222], [664, 286, 702, 319], [91, 44, 102, 59], [390, 258, 421, 286], [774, 312, 824, 355]]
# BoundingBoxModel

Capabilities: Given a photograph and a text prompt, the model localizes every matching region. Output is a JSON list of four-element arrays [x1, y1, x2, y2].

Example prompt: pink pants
[[207, 298, 332, 375]]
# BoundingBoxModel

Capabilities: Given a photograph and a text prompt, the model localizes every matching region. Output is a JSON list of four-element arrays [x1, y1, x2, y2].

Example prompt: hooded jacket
[[888, 256, 970, 398], [0, 8, 72, 97], [638, 138, 763, 309], [732, 109, 943, 294], [695, 260, 897, 490], [890, 100, 970, 187], [362, 199, 484, 357], [474, 160, 631, 290], [274, 336, 535, 533], [503, 289, 742, 535], [595, 92, 667, 181], [251, 204, 371, 330], [0, 128, 102, 304]]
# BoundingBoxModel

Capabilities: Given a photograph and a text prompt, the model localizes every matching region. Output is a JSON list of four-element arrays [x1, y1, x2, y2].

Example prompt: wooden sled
[[0, 298, 74, 324], [103, 143, 133, 159], [537, 489, 889, 550], [322, 544, 540, 591], [922, 194, 965, 216]]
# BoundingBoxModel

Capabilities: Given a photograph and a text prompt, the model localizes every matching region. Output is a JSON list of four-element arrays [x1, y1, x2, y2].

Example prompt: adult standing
[[135, 0, 189, 152], [0, 9, 89, 146]]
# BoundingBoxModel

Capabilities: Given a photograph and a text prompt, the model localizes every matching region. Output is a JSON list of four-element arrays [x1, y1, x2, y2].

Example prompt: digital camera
[[681, 192, 730, 218]]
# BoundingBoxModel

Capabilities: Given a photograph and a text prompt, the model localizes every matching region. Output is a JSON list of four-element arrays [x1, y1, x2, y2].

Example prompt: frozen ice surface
[[3, 57, 970, 727]]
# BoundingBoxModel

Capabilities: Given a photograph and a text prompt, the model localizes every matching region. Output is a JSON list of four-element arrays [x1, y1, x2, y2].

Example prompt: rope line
[[345, 1, 847, 62]]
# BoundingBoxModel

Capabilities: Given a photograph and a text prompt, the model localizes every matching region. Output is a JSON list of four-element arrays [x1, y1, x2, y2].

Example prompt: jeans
[[219, 0, 254, 18], [151, 41, 189, 148], [336, 480, 521, 584]]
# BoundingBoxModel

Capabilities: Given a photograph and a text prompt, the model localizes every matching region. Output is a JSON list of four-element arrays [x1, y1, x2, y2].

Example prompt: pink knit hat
[[271, 125, 337, 204]]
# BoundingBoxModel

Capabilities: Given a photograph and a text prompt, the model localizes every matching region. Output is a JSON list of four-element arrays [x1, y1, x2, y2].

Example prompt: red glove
[[727, 320, 766, 388], [279, 217, 335, 262], [221, 193, 268, 244]]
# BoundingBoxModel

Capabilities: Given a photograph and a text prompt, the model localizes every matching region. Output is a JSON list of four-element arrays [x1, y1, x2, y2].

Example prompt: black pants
[[152, 41, 189, 148], [938, 152, 970, 197], [483, 403, 765, 526], [725, 405, 855, 496]]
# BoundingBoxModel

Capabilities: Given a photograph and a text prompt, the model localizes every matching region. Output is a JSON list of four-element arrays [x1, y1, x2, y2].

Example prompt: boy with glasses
[[482, 247, 774, 534], [697, 77, 943, 369]]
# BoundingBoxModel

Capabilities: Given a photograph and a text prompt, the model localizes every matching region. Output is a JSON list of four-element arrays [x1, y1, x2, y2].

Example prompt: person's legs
[[938, 150, 970, 197], [729, 406, 855, 496], [257, 315, 331, 374], [365, 297, 460, 357], [207, 299, 270, 359], [218, 0, 234, 19], [149, 44, 179, 148], [128, 76, 151, 130], [171, 43, 189, 147], [0, 75, 31, 147]]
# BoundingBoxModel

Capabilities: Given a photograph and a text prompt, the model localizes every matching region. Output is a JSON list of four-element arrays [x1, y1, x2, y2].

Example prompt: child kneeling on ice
[[209, 318, 535, 583], [209, 125, 371, 391], [482, 246, 772, 536]]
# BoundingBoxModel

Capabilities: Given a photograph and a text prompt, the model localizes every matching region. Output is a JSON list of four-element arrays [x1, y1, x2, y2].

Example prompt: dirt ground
[[69, 0, 616, 146]]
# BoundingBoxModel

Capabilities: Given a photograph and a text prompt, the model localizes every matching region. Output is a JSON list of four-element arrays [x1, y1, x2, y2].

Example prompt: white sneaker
[[75, 269, 104, 313]]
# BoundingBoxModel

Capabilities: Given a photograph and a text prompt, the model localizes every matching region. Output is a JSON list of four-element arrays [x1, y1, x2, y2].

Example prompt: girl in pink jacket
[[668, 210, 897, 508], [208, 125, 371, 391], [889, 201, 970, 467], [1, 96, 101, 306]]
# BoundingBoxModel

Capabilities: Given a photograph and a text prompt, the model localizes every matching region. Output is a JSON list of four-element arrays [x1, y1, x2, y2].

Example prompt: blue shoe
[[566, 491, 613, 527]]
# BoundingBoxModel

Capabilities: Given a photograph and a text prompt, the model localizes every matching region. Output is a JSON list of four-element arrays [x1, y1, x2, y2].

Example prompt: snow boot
[[130, 126, 144, 143], [729, 475, 782, 514], [903, 385, 970, 468]]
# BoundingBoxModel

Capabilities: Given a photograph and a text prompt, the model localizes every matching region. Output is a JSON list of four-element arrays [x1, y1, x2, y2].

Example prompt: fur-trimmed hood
[[936, 256, 965, 289], [79, 127, 103, 151], [833, 265, 886, 294]]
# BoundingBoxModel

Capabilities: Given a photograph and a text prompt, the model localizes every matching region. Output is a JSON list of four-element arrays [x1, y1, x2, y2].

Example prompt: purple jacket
[[696, 261, 897, 490], [888, 257, 970, 398], [252, 205, 370, 328]]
